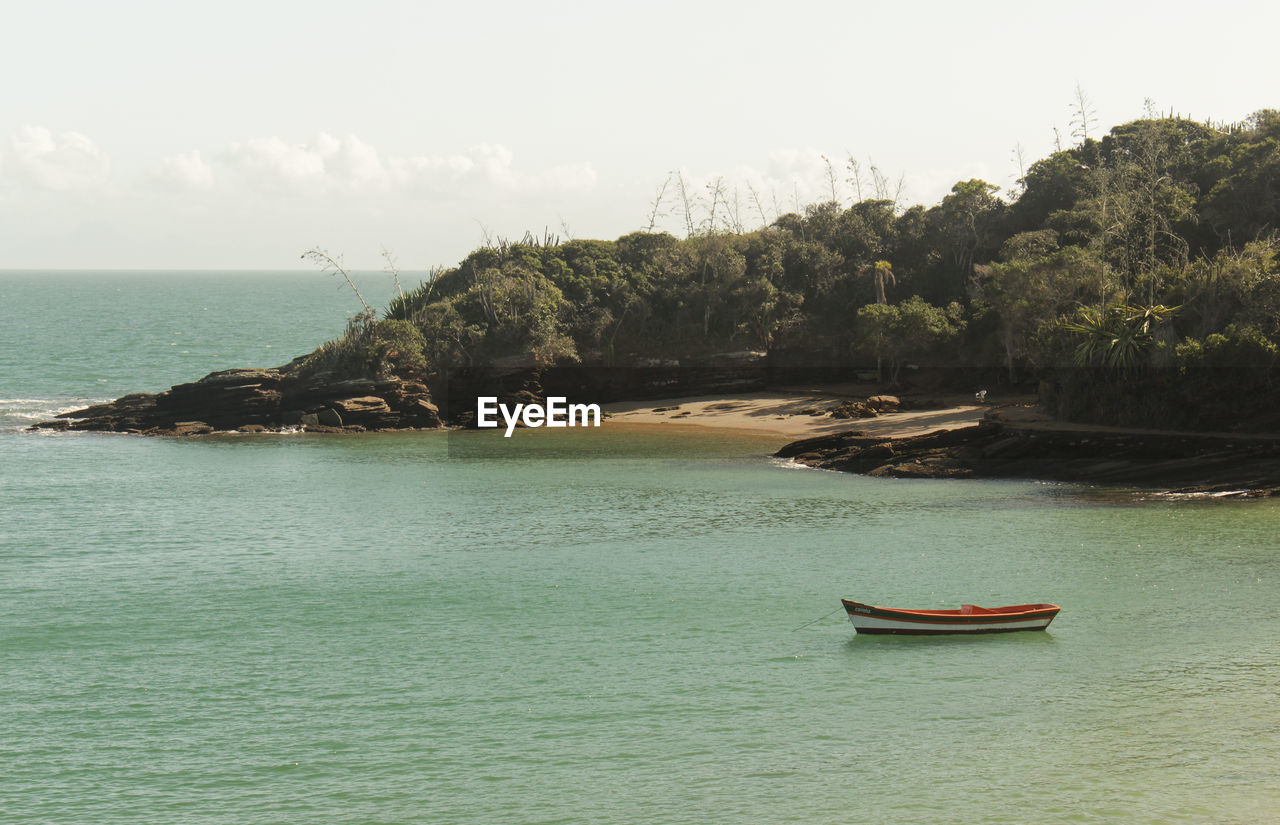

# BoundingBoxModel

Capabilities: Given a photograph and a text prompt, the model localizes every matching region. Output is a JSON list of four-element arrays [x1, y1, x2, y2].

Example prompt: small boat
[[842, 599, 1060, 635]]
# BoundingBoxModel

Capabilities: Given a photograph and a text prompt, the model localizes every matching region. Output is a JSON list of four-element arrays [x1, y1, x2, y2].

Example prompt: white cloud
[[225, 135, 330, 193], [224, 133, 596, 198], [386, 151, 475, 192], [322, 134, 387, 192], [8, 126, 110, 190], [149, 150, 216, 191]]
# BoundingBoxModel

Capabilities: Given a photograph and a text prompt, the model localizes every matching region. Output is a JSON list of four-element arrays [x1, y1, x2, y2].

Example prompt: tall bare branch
[[303, 247, 374, 318]]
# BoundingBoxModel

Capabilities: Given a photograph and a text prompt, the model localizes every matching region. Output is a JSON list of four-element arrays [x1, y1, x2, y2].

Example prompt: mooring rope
[[791, 605, 843, 632]]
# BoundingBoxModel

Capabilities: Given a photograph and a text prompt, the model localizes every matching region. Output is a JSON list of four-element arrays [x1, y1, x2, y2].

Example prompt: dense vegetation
[[309, 109, 1280, 431]]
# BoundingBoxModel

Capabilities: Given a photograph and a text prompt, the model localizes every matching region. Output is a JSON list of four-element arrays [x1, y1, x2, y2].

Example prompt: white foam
[[768, 456, 814, 471], [1147, 489, 1254, 500], [0, 398, 105, 427]]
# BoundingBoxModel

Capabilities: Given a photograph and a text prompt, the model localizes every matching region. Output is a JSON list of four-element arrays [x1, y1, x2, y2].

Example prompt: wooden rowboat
[[842, 599, 1061, 635]]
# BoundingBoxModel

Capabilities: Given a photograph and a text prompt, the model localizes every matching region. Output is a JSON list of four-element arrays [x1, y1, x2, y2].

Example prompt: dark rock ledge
[[27, 350, 782, 436], [28, 363, 442, 436], [774, 420, 1280, 497]]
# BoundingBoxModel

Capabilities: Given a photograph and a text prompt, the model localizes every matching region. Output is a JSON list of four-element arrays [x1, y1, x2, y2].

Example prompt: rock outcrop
[[824, 394, 946, 419], [29, 364, 442, 435], [775, 420, 1280, 496], [27, 349, 779, 436]]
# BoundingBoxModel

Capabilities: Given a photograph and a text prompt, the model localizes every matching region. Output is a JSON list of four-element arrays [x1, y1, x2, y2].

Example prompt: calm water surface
[[1, 272, 1278, 823]]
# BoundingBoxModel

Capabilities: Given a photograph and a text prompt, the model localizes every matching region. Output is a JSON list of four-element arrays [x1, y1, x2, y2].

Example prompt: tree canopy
[[309, 108, 1280, 430]]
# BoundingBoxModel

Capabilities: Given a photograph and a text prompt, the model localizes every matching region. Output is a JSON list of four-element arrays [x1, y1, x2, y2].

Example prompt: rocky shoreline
[[30, 365, 1280, 497], [25, 354, 777, 436], [774, 418, 1280, 497], [29, 362, 443, 435]]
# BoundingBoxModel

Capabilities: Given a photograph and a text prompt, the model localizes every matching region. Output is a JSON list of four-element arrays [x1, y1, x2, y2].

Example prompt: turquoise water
[[2, 273, 1279, 824]]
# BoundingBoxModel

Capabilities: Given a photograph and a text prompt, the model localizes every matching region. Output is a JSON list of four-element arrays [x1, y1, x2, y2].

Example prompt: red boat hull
[[842, 599, 1061, 635]]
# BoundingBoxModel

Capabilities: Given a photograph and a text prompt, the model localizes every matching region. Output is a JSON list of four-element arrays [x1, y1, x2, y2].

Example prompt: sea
[[2, 270, 1278, 824]]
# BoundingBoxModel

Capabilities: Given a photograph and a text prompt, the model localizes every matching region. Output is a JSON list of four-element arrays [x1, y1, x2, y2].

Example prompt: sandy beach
[[602, 388, 987, 440]]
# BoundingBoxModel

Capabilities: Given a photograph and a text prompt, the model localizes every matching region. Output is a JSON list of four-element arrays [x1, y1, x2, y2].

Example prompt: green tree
[[1055, 119, 1203, 297], [923, 179, 1005, 302], [1164, 239, 1280, 339], [855, 296, 965, 383], [975, 245, 1117, 380], [1200, 109, 1280, 244]]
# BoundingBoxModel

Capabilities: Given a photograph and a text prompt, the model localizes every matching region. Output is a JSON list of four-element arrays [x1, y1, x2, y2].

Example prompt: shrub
[[300, 316, 429, 380]]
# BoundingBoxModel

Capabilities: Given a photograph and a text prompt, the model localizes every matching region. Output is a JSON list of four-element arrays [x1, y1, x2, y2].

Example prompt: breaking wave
[[0, 398, 102, 431]]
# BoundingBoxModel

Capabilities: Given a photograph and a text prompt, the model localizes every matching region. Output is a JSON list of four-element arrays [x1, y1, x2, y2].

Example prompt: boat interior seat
[[960, 604, 980, 614]]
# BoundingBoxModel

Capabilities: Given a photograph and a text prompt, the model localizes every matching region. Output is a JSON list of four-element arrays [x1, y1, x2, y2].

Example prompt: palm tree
[[871, 260, 895, 304]]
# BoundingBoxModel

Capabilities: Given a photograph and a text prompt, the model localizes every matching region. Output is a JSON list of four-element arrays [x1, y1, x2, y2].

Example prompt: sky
[[2, 0, 1277, 270]]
